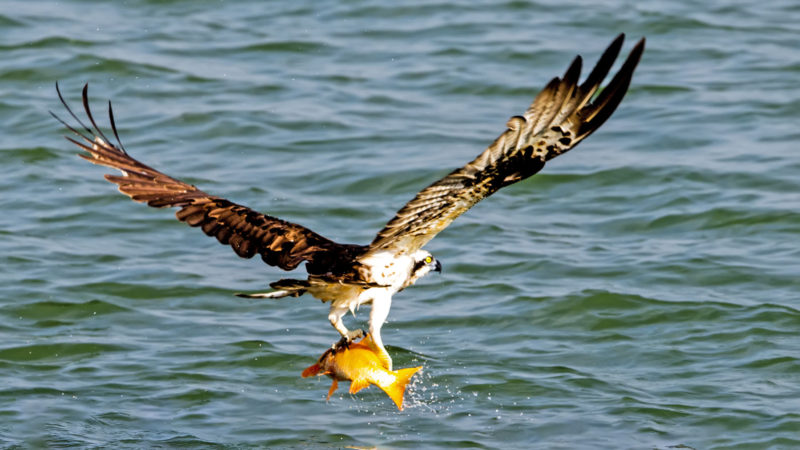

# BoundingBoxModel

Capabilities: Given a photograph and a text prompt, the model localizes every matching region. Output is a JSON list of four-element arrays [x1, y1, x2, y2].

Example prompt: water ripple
[[2, 0, 799, 447]]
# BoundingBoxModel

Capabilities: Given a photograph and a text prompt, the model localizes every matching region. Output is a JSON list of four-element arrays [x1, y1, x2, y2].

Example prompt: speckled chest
[[358, 251, 414, 288]]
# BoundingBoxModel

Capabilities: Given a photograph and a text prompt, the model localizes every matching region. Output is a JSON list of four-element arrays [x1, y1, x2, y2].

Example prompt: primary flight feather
[[53, 34, 644, 369]]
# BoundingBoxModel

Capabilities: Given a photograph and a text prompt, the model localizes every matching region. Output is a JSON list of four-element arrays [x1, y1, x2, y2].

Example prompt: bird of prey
[[53, 34, 644, 369]]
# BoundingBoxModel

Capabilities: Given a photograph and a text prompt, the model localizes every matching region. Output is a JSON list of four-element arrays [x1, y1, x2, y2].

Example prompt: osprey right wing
[[52, 84, 364, 275]]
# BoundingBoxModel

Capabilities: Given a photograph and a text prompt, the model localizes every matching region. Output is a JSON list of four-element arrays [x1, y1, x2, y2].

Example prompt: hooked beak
[[433, 259, 442, 273]]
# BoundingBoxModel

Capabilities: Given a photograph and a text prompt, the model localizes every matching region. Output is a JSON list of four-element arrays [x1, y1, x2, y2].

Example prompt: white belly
[[305, 281, 395, 311], [338, 286, 395, 313], [303, 251, 412, 318]]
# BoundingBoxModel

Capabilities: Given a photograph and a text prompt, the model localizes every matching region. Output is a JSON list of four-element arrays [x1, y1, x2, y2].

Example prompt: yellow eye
[[424, 256, 433, 264]]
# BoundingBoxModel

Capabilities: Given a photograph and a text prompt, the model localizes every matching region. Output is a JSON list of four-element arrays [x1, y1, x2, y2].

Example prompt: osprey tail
[[235, 279, 309, 299]]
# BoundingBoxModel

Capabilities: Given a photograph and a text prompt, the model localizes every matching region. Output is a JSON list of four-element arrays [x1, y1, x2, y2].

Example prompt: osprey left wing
[[368, 34, 644, 256]]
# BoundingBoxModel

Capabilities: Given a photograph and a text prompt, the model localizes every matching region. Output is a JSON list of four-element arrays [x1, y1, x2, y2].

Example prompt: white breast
[[358, 250, 414, 288]]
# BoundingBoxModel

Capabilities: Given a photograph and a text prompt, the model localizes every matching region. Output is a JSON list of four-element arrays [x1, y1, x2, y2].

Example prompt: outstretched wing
[[368, 34, 645, 254], [52, 84, 363, 273]]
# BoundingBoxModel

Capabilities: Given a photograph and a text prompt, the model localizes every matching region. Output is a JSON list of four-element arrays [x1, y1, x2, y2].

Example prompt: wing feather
[[53, 84, 364, 273], [368, 34, 645, 254]]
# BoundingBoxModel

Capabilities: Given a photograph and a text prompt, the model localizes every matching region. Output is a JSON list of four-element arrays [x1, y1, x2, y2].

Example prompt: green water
[[2, 1, 799, 448]]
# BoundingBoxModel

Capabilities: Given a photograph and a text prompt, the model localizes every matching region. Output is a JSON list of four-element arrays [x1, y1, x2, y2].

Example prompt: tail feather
[[380, 366, 422, 411], [270, 279, 309, 296], [235, 290, 294, 299], [235, 278, 308, 299]]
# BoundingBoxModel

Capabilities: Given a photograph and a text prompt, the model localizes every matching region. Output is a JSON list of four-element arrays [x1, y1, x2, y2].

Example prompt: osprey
[[53, 34, 644, 369]]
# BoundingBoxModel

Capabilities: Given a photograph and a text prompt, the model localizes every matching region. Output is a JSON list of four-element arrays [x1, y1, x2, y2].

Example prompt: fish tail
[[380, 366, 422, 411]]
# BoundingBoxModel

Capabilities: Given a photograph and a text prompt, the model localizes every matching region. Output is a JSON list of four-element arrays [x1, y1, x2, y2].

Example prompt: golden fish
[[302, 334, 422, 410]]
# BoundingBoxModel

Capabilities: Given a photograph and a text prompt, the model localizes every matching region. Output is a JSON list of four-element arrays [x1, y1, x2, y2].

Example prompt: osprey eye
[[424, 256, 432, 264]]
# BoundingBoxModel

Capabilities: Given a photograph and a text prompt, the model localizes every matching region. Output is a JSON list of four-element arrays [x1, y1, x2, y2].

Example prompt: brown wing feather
[[368, 34, 645, 254], [53, 84, 364, 273]]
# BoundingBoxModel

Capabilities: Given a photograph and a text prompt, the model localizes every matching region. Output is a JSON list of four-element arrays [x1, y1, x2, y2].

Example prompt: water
[[2, 1, 799, 448]]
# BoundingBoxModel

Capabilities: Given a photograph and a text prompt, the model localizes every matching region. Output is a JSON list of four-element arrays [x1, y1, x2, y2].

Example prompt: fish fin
[[360, 334, 392, 370], [380, 366, 423, 411], [376, 347, 392, 371], [301, 363, 321, 378], [326, 379, 339, 401], [361, 333, 376, 349], [349, 378, 370, 394]]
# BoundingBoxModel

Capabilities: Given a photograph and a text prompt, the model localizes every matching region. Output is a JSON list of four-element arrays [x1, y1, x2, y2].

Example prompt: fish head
[[301, 346, 337, 378]]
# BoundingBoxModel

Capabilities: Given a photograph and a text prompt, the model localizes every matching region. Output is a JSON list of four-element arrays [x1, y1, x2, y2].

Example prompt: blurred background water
[[1, 0, 799, 448]]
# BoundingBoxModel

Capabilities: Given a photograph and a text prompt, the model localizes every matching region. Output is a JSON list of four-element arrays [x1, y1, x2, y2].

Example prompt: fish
[[302, 334, 422, 410]]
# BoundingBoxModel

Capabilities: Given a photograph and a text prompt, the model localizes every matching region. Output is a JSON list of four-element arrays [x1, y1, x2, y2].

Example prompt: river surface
[[1, 1, 799, 448]]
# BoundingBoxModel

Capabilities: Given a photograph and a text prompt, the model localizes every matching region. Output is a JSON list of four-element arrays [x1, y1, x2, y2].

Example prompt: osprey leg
[[368, 293, 393, 370], [328, 304, 365, 344]]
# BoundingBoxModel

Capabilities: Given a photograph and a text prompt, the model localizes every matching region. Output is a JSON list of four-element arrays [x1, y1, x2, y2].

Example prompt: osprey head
[[409, 249, 442, 284]]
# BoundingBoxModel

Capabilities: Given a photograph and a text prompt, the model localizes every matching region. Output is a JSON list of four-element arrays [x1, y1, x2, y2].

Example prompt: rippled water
[[2, 1, 799, 448]]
